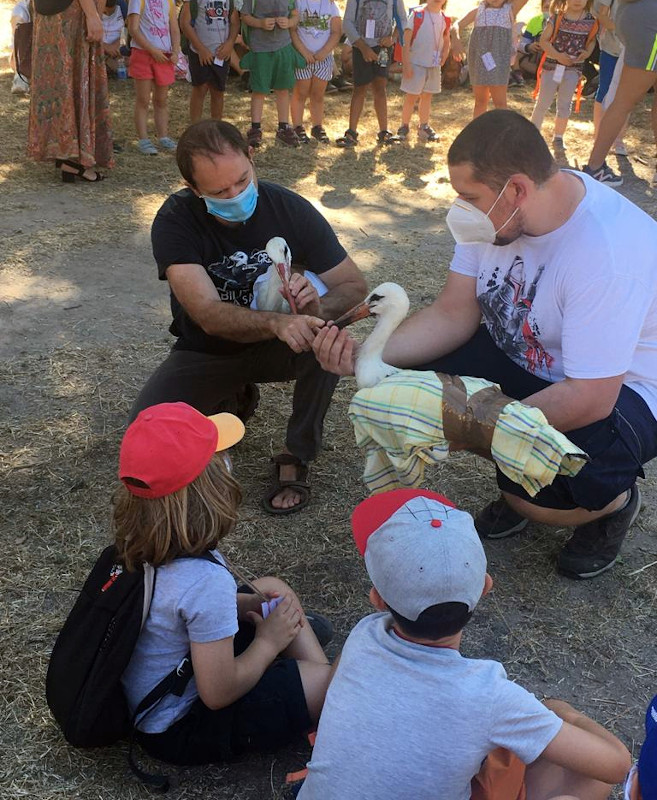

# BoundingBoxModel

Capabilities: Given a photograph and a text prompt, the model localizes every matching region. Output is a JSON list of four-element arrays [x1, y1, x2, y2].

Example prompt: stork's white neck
[[355, 313, 402, 388]]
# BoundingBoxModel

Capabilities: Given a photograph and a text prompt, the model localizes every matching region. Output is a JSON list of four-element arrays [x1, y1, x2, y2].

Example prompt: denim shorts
[[419, 326, 657, 511]]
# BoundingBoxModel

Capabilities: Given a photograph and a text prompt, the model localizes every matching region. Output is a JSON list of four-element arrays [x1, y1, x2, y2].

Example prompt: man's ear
[[185, 181, 202, 197], [369, 586, 387, 611], [509, 174, 532, 204]]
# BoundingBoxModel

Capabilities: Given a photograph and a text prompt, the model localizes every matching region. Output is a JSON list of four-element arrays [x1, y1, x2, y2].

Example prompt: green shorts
[[241, 44, 306, 93]]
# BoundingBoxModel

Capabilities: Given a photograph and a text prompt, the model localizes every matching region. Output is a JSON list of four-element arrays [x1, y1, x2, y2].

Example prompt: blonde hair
[[113, 454, 242, 570]]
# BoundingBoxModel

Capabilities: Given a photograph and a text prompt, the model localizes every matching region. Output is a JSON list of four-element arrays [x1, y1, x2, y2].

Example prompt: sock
[[251, 121, 261, 129], [278, 121, 288, 130]]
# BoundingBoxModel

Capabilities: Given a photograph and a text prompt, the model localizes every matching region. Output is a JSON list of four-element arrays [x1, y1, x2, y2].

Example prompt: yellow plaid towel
[[347, 370, 588, 497]]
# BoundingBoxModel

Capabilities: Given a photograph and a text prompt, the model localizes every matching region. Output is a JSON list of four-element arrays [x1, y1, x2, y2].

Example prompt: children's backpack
[[179, 0, 199, 56], [46, 545, 223, 789], [532, 12, 599, 113]]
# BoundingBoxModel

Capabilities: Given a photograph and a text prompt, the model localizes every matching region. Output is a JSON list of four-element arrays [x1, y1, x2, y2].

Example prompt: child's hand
[[358, 43, 378, 62], [557, 53, 573, 66], [215, 41, 233, 61], [199, 45, 214, 65], [402, 62, 414, 80], [85, 13, 104, 42], [528, 41, 542, 54], [379, 35, 394, 47], [169, 48, 180, 64], [249, 595, 302, 653], [300, 47, 315, 64], [150, 47, 169, 63], [276, 16, 290, 28], [262, 16, 276, 29]]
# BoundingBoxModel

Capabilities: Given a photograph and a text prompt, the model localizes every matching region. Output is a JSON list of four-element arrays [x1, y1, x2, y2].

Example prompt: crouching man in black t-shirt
[[130, 119, 367, 515]]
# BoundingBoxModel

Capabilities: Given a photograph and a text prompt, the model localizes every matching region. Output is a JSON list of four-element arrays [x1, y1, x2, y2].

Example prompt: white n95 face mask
[[446, 178, 519, 245]]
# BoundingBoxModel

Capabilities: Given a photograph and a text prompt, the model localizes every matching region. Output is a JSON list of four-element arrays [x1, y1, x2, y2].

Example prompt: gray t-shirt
[[121, 551, 238, 733], [241, 0, 292, 51], [342, 0, 406, 47], [298, 613, 562, 800], [593, 0, 622, 57], [405, 6, 446, 67], [187, 0, 231, 52]]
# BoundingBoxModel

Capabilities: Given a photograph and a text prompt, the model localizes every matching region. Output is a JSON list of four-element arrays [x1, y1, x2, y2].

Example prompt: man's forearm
[[193, 298, 285, 342], [522, 378, 620, 432]]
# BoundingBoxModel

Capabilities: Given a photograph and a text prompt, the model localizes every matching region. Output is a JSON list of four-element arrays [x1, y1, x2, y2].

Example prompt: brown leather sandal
[[261, 453, 311, 516]]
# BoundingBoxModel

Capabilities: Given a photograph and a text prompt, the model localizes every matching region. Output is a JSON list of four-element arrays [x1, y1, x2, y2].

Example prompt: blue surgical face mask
[[203, 179, 258, 223]]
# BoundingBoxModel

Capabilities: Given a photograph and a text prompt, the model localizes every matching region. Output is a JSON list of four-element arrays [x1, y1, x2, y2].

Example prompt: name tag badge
[[482, 51, 496, 71], [365, 18, 375, 38], [552, 63, 565, 84], [214, 57, 224, 66]]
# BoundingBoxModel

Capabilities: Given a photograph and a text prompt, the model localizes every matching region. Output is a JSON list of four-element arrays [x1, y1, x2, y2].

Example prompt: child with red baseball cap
[[116, 402, 332, 766], [296, 488, 631, 800]]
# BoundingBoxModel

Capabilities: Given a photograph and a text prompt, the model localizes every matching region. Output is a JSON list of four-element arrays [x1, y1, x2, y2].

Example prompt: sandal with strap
[[336, 128, 358, 148], [311, 125, 330, 144], [294, 125, 311, 144], [377, 129, 401, 146], [56, 158, 105, 183], [261, 453, 311, 516]]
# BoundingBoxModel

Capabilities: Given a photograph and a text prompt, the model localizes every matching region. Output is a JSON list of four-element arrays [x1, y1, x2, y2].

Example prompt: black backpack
[[46, 545, 221, 788]]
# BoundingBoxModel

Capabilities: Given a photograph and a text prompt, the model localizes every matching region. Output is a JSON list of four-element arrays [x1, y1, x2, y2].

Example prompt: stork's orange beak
[[332, 299, 372, 330], [275, 262, 297, 315]]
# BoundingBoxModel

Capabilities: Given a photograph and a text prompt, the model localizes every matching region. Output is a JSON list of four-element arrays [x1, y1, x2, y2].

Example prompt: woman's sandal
[[336, 128, 358, 148], [311, 125, 330, 144], [261, 453, 311, 516], [56, 159, 105, 183]]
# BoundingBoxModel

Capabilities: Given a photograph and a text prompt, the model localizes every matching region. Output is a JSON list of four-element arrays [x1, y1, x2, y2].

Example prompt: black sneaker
[[306, 612, 334, 648], [582, 162, 623, 187], [475, 496, 529, 539], [557, 485, 641, 579]]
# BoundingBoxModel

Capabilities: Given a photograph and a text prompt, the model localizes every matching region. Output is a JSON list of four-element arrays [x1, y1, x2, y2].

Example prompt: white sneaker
[[11, 73, 29, 94]]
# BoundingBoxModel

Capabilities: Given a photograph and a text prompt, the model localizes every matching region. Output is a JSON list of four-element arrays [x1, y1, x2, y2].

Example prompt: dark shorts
[[188, 49, 229, 90], [136, 592, 311, 766], [352, 45, 390, 86], [418, 326, 657, 512]]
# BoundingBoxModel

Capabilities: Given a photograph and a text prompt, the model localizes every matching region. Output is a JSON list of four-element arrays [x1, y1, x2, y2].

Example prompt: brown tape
[[439, 373, 512, 454]]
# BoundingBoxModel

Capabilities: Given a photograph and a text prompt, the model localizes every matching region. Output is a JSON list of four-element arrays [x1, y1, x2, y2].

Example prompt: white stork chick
[[254, 237, 295, 314], [332, 282, 410, 389]]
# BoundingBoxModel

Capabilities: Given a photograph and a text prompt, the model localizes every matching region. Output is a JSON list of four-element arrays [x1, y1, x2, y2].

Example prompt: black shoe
[[475, 496, 529, 539], [306, 612, 334, 648], [557, 485, 641, 579]]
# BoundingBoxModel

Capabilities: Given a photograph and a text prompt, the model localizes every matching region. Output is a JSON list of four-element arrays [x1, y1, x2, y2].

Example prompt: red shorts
[[129, 47, 175, 86], [471, 748, 527, 800]]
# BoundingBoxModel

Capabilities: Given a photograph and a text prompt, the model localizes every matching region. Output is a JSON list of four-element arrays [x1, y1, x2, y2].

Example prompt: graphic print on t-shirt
[[356, 0, 392, 39], [478, 255, 555, 376], [202, 0, 229, 26], [207, 248, 271, 305]]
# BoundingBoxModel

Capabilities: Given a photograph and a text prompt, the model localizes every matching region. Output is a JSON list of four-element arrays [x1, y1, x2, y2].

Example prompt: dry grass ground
[[2, 19, 657, 798]]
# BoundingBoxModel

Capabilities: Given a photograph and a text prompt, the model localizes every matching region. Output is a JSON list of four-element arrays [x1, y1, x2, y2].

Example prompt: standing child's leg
[[417, 92, 439, 142], [247, 92, 266, 146], [489, 84, 508, 110], [152, 84, 173, 147], [472, 85, 490, 118], [209, 86, 225, 120], [190, 83, 210, 123], [530, 77, 559, 133], [553, 70, 580, 143], [349, 83, 368, 131], [134, 79, 158, 154], [274, 88, 299, 146], [292, 77, 312, 130], [400, 92, 418, 135], [308, 76, 329, 131], [371, 75, 390, 137]]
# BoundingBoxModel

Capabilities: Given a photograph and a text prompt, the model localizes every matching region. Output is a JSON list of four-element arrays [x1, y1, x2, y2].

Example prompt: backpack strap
[[392, 0, 404, 37], [410, 7, 424, 47]]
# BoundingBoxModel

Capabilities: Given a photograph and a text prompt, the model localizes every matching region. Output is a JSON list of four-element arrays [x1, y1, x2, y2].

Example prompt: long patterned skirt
[[27, 0, 114, 168]]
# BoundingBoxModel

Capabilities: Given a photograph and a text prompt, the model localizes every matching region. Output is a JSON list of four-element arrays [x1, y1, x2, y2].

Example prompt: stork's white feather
[[355, 282, 410, 389], [251, 236, 329, 312]]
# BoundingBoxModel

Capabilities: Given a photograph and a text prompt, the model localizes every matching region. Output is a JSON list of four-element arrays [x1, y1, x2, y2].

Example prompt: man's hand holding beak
[[271, 314, 325, 354], [283, 273, 321, 317], [312, 325, 358, 376]]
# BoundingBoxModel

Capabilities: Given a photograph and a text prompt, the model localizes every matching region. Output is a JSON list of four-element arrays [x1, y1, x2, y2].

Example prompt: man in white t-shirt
[[313, 109, 657, 580], [296, 488, 631, 799]]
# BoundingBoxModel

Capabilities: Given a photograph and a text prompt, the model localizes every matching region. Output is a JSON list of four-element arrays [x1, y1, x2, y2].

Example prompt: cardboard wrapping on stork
[[348, 370, 589, 497]]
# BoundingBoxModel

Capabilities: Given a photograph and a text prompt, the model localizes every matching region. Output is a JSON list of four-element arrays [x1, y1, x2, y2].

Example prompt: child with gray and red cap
[[296, 488, 631, 800]]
